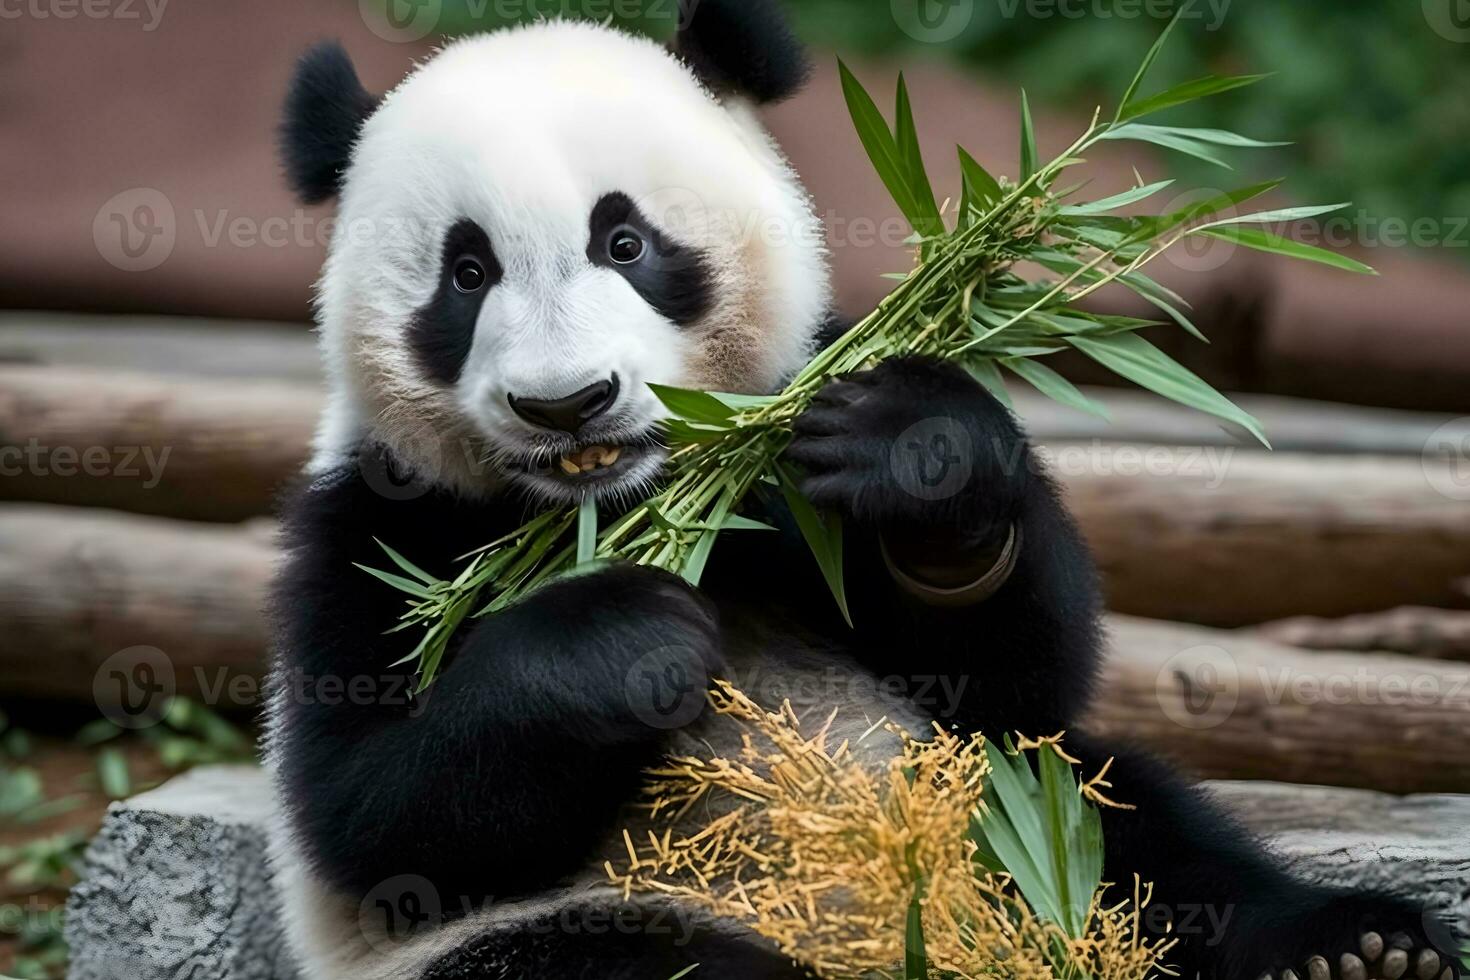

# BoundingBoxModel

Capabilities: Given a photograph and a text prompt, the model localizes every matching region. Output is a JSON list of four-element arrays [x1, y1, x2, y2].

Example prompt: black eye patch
[[587, 192, 714, 327], [410, 219, 503, 385]]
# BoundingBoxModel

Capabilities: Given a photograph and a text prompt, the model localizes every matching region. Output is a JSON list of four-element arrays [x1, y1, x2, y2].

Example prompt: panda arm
[[270, 462, 719, 906], [783, 356, 1101, 738]]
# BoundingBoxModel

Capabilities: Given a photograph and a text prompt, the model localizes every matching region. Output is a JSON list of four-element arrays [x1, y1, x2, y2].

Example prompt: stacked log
[[4, 361, 1468, 625]]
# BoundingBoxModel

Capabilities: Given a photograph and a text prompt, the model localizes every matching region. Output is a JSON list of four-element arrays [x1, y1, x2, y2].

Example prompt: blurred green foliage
[[784, 0, 1470, 240], [427, 0, 1469, 249]]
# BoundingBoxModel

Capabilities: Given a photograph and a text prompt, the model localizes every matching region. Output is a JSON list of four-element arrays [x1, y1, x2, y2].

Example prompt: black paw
[[1225, 892, 1462, 980], [477, 563, 725, 732], [783, 357, 1026, 532]]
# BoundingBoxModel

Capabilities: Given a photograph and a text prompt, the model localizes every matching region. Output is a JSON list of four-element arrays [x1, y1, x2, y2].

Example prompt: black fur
[[272, 360, 1462, 978], [674, 0, 811, 104], [422, 913, 807, 979], [272, 453, 721, 908], [588, 192, 715, 326], [280, 41, 378, 204], [410, 219, 503, 384]]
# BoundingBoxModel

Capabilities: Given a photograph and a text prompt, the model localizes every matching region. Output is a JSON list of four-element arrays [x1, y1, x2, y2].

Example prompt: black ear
[[674, 0, 810, 105], [280, 42, 379, 204]]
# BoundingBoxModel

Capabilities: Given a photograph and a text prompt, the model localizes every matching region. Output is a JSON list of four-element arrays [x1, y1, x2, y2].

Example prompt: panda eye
[[607, 226, 646, 265], [452, 257, 486, 293]]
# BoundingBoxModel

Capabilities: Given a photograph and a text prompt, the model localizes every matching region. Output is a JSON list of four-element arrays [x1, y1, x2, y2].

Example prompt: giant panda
[[262, 3, 1463, 978]]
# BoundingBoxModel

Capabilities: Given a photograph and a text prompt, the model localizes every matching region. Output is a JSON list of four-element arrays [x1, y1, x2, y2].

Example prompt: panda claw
[[1341, 952, 1367, 980], [1362, 933, 1385, 963], [1390, 933, 1415, 952], [1383, 949, 1410, 979], [1416, 951, 1441, 980], [1281, 970, 1297, 980], [1438, 968, 1453, 980], [1308, 956, 1331, 980]]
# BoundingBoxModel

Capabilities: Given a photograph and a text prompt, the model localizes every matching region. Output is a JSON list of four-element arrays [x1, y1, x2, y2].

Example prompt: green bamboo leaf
[[648, 383, 736, 425], [895, 73, 943, 235], [1019, 89, 1038, 181], [1114, 10, 1182, 123], [662, 420, 732, 445], [97, 748, 131, 800], [722, 514, 777, 532], [1067, 332, 1269, 446], [710, 392, 778, 413], [974, 746, 1065, 925], [1192, 202, 1352, 231], [1100, 124, 1234, 168], [374, 538, 439, 586], [1037, 746, 1104, 936], [1126, 179, 1284, 243], [1119, 73, 1270, 123], [577, 495, 597, 566], [680, 482, 734, 586], [1193, 226, 1377, 275], [838, 60, 923, 229], [964, 359, 1014, 410], [775, 463, 851, 627], [354, 564, 436, 600], [1113, 123, 1287, 148], [1003, 358, 1110, 420], [1116, 270, 1208, 343], [1059, 179, 1173, 216], [958, 146, 1002, 210], [904, 887, 928, 980]]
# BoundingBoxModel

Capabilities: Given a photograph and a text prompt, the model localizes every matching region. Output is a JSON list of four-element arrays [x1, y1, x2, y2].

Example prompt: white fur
[[279, 19, 836, 976], [308, 20, 832, 499]]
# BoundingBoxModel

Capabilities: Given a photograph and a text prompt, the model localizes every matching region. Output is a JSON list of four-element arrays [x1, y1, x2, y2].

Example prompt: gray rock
[[65, 766, 298, 980]]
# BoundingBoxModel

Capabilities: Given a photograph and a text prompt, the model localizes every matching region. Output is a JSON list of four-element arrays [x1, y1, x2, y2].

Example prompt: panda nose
[[507, 374, 620, 434]]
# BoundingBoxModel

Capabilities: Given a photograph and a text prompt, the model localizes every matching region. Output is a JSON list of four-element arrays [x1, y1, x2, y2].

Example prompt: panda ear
[[280, 42, 379, 204], [674, 0, 811, 105]]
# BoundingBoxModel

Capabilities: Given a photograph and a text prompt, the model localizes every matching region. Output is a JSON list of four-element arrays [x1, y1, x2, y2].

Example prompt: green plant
[[373, 16, 1367, 692]]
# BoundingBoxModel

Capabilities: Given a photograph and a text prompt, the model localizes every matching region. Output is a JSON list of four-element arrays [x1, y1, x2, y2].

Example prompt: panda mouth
[[502, 433, 665, 499]]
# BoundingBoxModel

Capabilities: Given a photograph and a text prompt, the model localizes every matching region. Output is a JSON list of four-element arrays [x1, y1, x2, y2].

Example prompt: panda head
[[283, 0, 830, 506]]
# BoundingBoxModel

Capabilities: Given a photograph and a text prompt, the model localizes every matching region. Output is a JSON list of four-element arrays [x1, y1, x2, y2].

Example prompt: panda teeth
[[557, 445, 623, 476]]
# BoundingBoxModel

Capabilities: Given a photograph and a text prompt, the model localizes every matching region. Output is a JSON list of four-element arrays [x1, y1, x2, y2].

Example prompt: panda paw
[[1226, 892, 1462, 980], [784, 356, 1025, 531]]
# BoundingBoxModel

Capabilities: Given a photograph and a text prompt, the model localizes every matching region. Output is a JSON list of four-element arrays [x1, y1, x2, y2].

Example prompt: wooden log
[[1060, 446, 1470, 625], [1256, 607, 1470, 662], [0, 365, 321, 522], [2, 505, 1468, 795], [1016, 388, 1470, 457], [0, 311, 320, 382], [0, 505, 272, 706], [1090, 616, 1470, 795]]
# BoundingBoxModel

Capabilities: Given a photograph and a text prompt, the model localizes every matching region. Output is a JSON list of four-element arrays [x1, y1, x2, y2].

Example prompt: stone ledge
[[63, 767, 1470, 980]]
